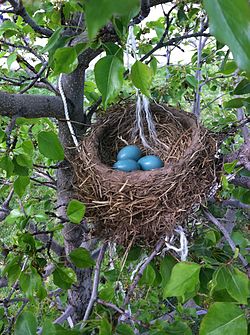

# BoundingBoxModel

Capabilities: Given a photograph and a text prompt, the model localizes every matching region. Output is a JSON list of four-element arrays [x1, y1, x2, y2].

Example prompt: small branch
[[19, 62, 48, 94], [0, 188, 14, 222], [97, 299, 124, 314], [85, 97, 102, 127], [203, 209, 248, 268], [231, 176, 250, 189], [221, 199, 250, 211], [53, 305, 74, 325], [0, 39, 45, 62], [81, 243, 108, 324], [192, 18, 208, 118], [28, 222, 65, 257], [237, 108, 249, 143], [8, 0, 53, 36], [132, 0, 151, 25], [123, 239, 165, 307]]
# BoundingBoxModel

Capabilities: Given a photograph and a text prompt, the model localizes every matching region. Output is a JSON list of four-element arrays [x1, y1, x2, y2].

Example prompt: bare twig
[[0, 188, 14, 222], [81, 242, 108, 324], [53, 305, 74, 325], [19, 62, 48, 94], [192, 18, 208, 118], [28, 221, 65, 257], [123, 239, 165, 306], [203, 209, 248, 268]]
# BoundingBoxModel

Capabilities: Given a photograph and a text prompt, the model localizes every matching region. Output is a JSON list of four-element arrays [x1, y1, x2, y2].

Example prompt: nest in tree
[[74, 103, 217, 247]]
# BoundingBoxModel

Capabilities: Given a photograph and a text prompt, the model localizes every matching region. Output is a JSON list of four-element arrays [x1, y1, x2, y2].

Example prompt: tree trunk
[[57, 65, 93, 322]]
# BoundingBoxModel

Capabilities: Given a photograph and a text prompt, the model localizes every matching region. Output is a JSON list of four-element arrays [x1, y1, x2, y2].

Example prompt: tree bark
[[57, 64, 95, 322], [0, 91, 64, 118]]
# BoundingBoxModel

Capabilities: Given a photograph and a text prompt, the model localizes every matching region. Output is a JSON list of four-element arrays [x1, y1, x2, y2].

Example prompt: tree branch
[[8, 0, 53, 36], [231, 176, 250, 189], [28, 222, 65, 257], [0, 91, 64, 119], [123, 239, 165, 306], [81, 243, 108, 324], [203, 209, 248, 268]]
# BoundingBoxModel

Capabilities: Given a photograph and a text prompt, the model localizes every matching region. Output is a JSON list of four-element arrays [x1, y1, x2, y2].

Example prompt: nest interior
[[74, 103, 217, 247]]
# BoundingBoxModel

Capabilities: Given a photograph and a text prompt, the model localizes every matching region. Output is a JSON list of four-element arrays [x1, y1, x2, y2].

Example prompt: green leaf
[[104, 42, 123, 62], [13, 158, 29, 176], [41, 320, 56, 335], [54, 324, 81, 334], [16, 154, 33, 169], [0, 156, 14, 177], [163, 262, 201, 301], [227, 267, 249, 304], [22, 140, 34, 155], [131, 60, 153, 97], [219, 60, 237, 75], [160, 255, 177, 288], [53, 267, 75, 290], [69, 247, 95, 268], [41, 27, 64, 53], [14, 311, 37, 335], [116, 323, 135, 335], [67, 199, 86, 224], [186, 74, 198, 88], [139, 264, 156, 286], [14, 176, 30, 198], [211, 266, 249, 304], [199, 302, 247, 335], [224, 160, 238, 174], [38, 131, 64, 161], [0, 21, 19, 36], [52, 47, 78, 75], [94, 55, 124, 108], [19, 267, 42, 299], [85, 0, 140, 39], [203, 0, 250, 72], [7, 52, 17, 70], [223, 98, 244, 109], [99, 318, 112, 335], [234, 79, 250, 95]]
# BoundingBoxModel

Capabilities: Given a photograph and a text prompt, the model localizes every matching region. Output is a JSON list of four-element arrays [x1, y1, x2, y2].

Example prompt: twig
[[5, 115, 18, 149], [0, 39, 45, 62], [192, 18, 208, 118], [203, 209, 248, 268], [19, 62, 48, 94], [0, 188, 14, 222], [123, 239, 165, 306], [97, 299, 124, 314], [81, 242, 108, 325], [28, 221, 65, 257], [53, 305, 74, 325]]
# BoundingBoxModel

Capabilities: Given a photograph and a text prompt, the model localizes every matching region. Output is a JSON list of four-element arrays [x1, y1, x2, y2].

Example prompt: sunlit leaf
[[199, 302, 247, 335], [204, 0, 250, 72]]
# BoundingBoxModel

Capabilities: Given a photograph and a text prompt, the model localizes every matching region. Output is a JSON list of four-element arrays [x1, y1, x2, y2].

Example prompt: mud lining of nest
[[74, 103, 217, 247]]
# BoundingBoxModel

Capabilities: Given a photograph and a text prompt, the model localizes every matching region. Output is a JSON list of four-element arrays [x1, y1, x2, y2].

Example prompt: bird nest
[[74, 103, 217, 247]]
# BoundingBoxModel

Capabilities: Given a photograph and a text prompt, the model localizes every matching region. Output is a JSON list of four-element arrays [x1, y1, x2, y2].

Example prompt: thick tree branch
[[0, 91, 64, 119]]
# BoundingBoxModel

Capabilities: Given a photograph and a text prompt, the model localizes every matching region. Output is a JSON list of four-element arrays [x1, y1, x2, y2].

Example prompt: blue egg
[[117, 145, 142, 161], [113, 159, 141, 172], [138, 155, 164, 171]]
